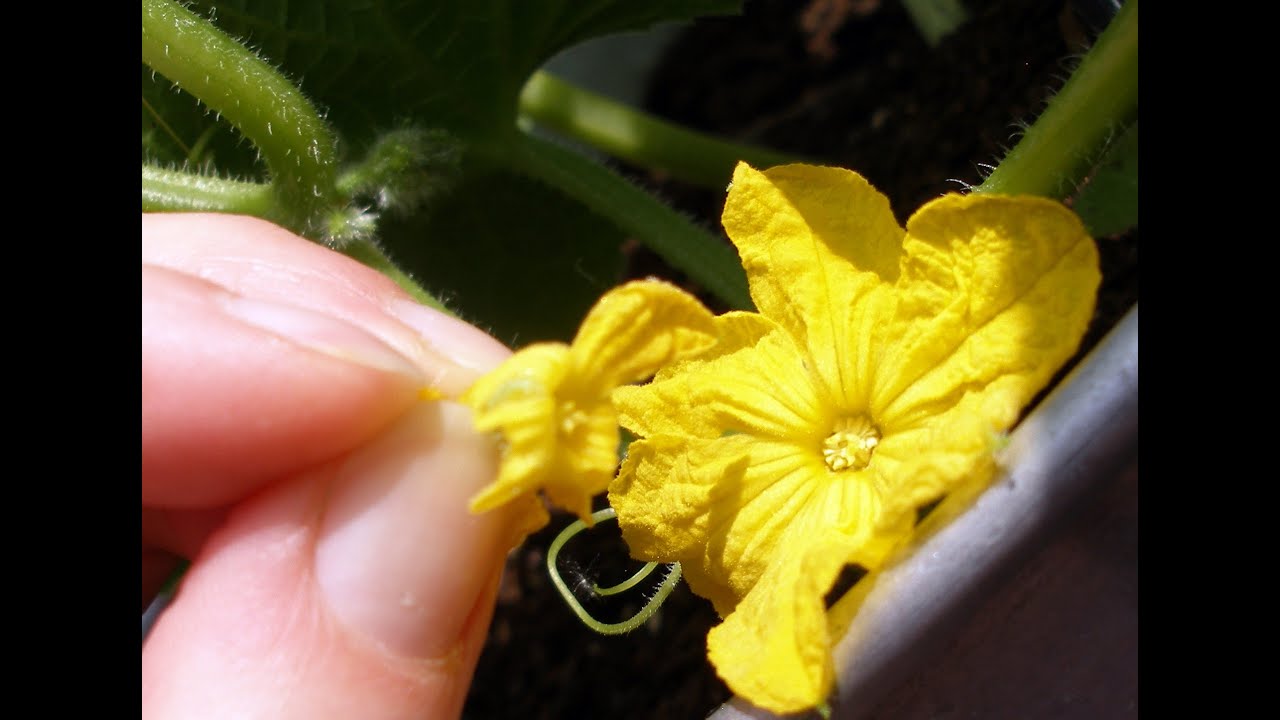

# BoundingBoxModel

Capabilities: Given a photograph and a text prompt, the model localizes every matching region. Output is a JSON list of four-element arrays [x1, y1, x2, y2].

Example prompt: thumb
[[142, 212, 518, 719], [143, 399, 513, 719]]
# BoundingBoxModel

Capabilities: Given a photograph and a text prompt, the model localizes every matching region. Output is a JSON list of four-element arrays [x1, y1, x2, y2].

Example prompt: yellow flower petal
[[501, 491, 553, 550], [462, 343, 570, 514], [723, 163, 903, 408], [705, 504, 874, 714], [611, 311, 770, 439], [540, 400, 620, 522], [867, 411, 999, 528], [461, 279, 720, 527], [614, 311, 823, 441], [569, 278, 718, 389], [611, 434, 751, 614], [872, 193, 1100, 430], [615, 431, 889, 615]]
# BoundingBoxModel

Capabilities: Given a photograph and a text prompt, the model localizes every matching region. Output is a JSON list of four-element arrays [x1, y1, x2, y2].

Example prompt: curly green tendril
[[546, 507, 683, 635]]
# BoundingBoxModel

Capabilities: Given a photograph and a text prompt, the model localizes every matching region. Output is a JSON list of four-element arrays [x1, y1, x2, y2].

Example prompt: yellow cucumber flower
[[608, 163, 1100, 713], [460, 279, 717, 538]]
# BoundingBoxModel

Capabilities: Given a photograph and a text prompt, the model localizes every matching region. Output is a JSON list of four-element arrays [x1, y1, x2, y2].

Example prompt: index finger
[[142, 214, 510, 508]]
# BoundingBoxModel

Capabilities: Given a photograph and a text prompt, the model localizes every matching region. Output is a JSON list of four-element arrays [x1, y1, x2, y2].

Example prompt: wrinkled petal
[[613, 433, 832, 615], [541, 401, 620, 522], [706, 539, 843, 713], [872, 193, 1100, 431], [869, 411, 1000, 526], [723, 163, 903, 406], [611, 434, 751, 615], [612, 311, 773, 438], [614, 312, 824, 442], [700, 441, 823, 605], [570, 279, 718, 389], [705, 477, 891, 714], [659, 310, 777, 381], [461, 343, 571, 516]]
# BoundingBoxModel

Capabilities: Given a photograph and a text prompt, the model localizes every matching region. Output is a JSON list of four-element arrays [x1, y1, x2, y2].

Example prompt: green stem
[[505, 133, 752, 310], [142, 164, 447, 311], [141, 0, 342, 237], [519, 71, 802, 189], [546, 508, 684, 635], [341, 241, 454, 315], [975, 0, 1138, 198], [142, 163, 274, 216]]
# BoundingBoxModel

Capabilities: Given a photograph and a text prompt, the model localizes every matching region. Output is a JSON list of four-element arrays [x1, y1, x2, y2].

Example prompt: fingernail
[[314, 402, 507, 659], [388, 299, 511, 373], [221, 295, 422, 379]]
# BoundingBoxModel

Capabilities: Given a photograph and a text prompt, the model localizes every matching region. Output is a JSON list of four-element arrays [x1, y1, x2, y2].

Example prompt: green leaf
[[1073, 122, 1138, 237], [376, 169, 626, 347], [143, 0, 746, 329], [174, 0, 740, 145]]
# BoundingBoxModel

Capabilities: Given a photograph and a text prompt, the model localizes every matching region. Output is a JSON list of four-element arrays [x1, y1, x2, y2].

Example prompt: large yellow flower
[[609, 163, 1100, 713], [461, 279, 717, 537]]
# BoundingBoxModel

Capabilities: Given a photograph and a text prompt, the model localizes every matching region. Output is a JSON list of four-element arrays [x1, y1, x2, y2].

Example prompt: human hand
[[142, 213, 515, 718]]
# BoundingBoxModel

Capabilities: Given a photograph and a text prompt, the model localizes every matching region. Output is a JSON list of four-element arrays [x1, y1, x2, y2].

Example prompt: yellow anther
[[822, 416, 880, 472]]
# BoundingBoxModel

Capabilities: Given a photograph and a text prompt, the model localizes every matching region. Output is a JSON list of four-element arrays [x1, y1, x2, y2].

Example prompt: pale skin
[[142, 213, 518, 718]]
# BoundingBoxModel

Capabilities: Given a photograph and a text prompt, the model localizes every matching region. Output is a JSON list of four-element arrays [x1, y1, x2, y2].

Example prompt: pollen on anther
[[822, 416, 880, 472]]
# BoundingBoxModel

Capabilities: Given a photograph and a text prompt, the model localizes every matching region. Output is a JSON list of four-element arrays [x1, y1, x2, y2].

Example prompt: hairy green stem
[[505, 133, 752, 310], [143, 164, 274, 216], [975, 0, 1138, 198], [547, 508, 683, 635], [141, 0, 342, 237], [519, 71, 801, 189], [340, 241, 454, 315], [142, 164, 449, 311]]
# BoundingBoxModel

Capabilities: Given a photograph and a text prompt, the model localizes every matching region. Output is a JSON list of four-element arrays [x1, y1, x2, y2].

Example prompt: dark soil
[[463, 1, 1137, 718]]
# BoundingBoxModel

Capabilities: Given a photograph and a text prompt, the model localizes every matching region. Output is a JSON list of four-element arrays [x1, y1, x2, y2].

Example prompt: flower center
[[822, 416, 880, 472]]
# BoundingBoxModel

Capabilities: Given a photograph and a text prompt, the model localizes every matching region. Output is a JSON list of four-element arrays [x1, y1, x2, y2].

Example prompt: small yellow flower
[[460, 279, 717, 537], [609, 163, 1100, 713]]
